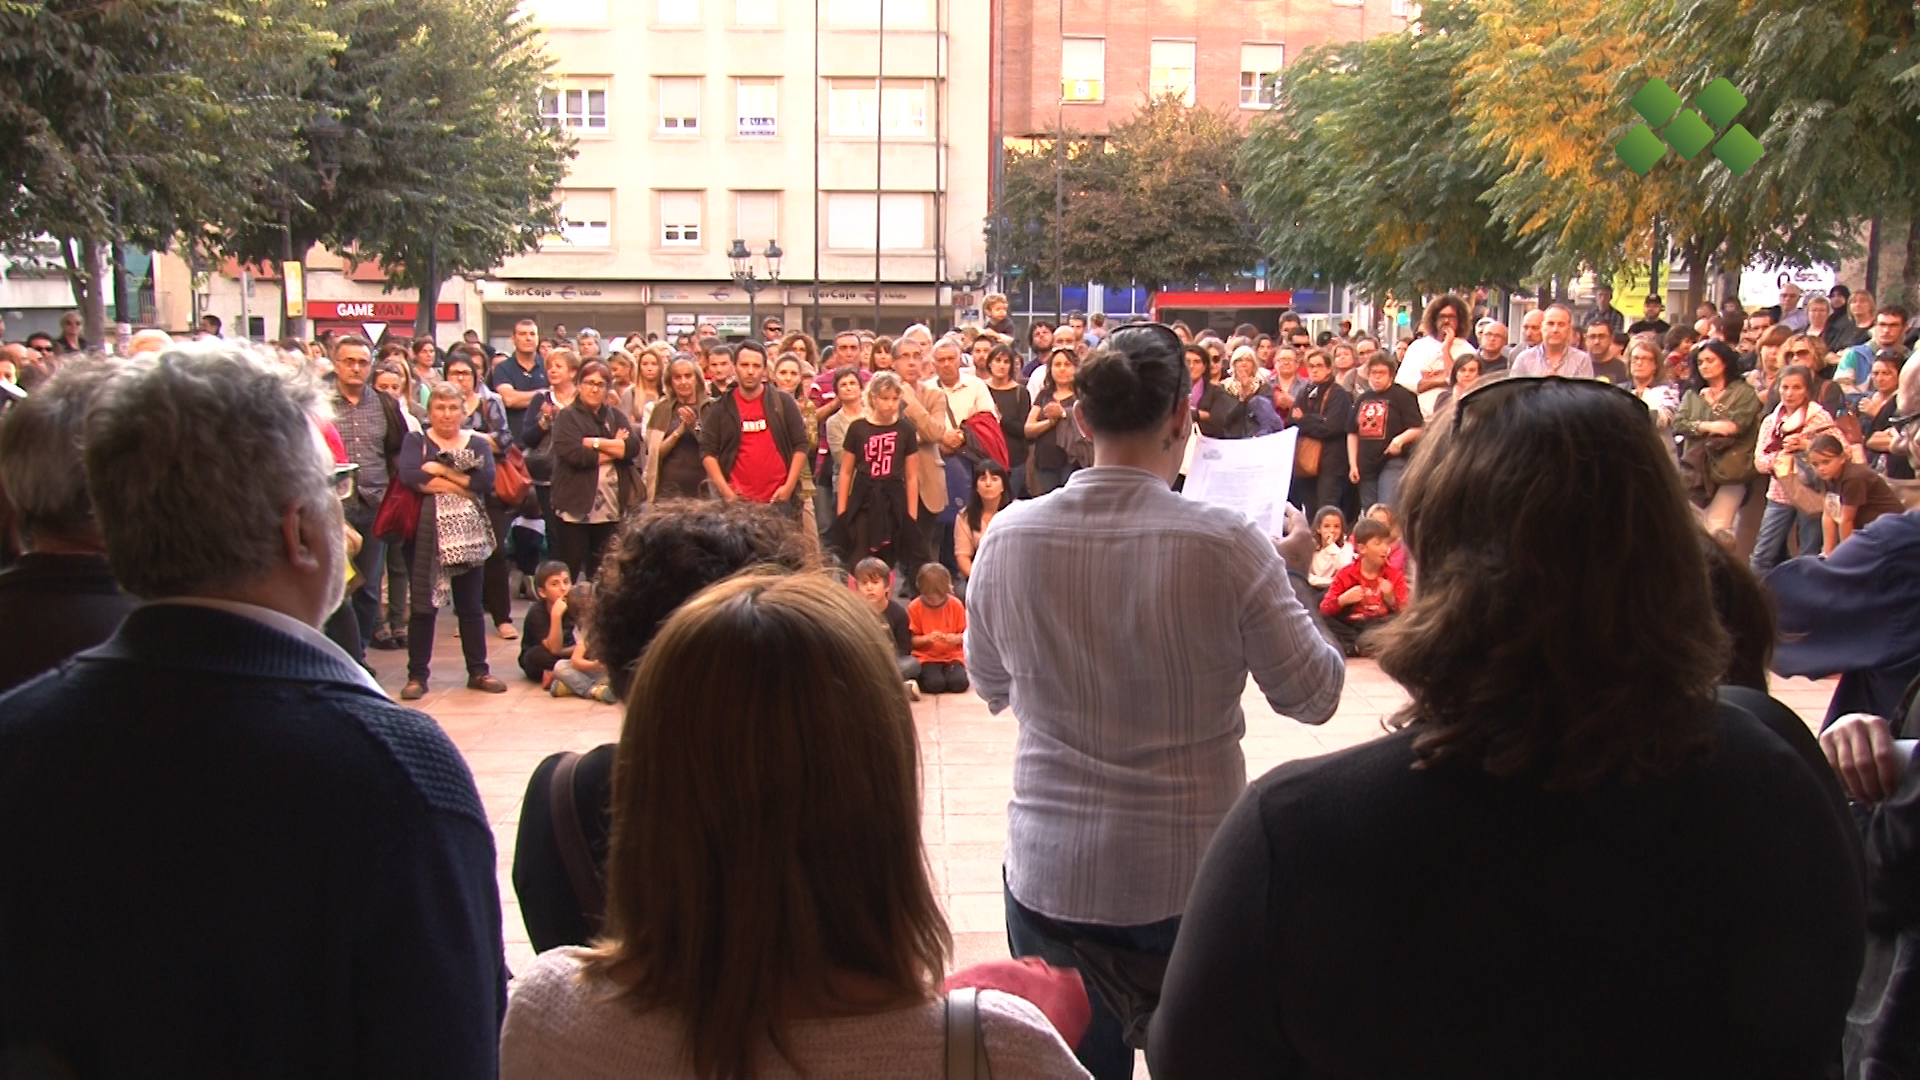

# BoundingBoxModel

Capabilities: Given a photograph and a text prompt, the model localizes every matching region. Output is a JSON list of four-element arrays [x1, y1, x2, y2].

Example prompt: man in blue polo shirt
[[489, 318, 549, 435]]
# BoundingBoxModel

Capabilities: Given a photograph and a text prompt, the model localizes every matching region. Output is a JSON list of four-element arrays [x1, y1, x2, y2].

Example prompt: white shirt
[[1398, 336, 1477, 418], [924, 372, 999, 425], [966, 467, 1346, 926], [150, 596, 384, 695]]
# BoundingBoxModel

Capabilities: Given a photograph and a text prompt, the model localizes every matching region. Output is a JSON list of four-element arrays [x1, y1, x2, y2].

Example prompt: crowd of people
[[2, 278, 1920, 1078]]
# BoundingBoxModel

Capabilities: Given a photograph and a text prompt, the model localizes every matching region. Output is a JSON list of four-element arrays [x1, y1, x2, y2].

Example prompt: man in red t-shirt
[[699, 341, 807, 506]]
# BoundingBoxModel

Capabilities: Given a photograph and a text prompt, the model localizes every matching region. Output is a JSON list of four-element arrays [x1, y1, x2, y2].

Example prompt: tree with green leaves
[[993, 97, 1258, 291], [0, 0, 330, 343], [1240, 0, 1536, 301], [224, 0, 573, 339], [1462, 0, 1870, 314]]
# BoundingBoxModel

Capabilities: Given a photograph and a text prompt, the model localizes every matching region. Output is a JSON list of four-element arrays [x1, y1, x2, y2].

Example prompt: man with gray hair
[[0, 360, 137, 692], [0, 343, 506, 1075]]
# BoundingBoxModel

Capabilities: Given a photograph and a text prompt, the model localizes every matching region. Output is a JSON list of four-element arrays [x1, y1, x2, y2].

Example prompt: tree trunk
[[414, 238, 441, 344], [1866, 217, 1882, 299], [1900, 217, 1920, 313], [61, 236, 108, 348], [1680, 237, 1705, 319]]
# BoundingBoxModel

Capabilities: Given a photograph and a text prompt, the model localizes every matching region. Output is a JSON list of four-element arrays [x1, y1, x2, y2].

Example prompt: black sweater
[[0, 605, 505, 1077], [1149, 702, 1865, 1078]]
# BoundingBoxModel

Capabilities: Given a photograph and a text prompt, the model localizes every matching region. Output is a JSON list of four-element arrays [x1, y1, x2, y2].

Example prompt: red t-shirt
[[1319, 559, 1407, 621], [729, 391, 788, 502]]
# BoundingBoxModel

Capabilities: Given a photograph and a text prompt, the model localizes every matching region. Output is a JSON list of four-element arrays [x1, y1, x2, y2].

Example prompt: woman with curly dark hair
[[511, 501, 814, 953], [1152, 376, 1866, 1078]]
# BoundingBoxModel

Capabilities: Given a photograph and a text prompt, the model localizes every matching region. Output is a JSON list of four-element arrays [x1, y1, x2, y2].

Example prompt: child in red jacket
[[1319, 517, 1407, 657]]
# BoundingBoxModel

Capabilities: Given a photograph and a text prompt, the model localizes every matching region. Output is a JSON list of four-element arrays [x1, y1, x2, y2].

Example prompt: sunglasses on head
[[1450, 375, 1648, 434]]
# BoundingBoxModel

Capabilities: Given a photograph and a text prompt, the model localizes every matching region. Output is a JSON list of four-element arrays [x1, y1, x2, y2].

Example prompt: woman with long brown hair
[[645, 355, 711, 501], [501, 573, 1085, 1079], [1152, 376, 1866, 1077]]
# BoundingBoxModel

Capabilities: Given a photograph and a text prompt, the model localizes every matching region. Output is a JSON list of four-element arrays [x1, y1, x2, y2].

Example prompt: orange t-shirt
[[907, 594, 967, 665]]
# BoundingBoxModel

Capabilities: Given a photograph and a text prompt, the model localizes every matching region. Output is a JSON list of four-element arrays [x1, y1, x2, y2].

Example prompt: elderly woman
[[1673, 340, 1762, 535], [1150, 376, 1866, 1077], [442, 352, 519, 642], [644, 355, 710, 501], [551, 360, 640, 581], [397, 381, 502, 700]]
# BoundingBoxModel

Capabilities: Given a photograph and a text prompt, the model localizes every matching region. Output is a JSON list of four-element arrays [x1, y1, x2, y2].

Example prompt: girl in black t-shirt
[[833, 371, 924, 569], [1346, 357, 1423, 512]]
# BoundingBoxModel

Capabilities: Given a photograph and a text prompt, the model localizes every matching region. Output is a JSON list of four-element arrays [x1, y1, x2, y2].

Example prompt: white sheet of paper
[[1182, 429, 1298, 537]]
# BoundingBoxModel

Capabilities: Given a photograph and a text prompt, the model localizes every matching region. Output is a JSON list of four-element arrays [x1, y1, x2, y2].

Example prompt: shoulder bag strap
[[945, 986, 991, 1079], [547, 751, 607, 931]]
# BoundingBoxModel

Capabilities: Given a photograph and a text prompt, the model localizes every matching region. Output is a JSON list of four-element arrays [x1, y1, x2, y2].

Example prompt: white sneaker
[[906, 682, 921, 702]]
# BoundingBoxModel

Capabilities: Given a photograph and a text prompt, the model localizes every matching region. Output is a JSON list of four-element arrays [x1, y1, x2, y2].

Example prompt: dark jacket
[[0, 552, 137, 694], [698, 385, 808, 484], [1293, 380, 1354, 472], [0, 604, 506, 1077], [1194, 383, 1245, 440], [1150, 705, 1865, 1078], [552, 400, 641, 520], [513, 743, 617, 953]]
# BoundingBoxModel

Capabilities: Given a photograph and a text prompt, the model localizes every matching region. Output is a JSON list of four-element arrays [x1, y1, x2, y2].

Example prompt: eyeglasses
[[579, 378, 608, 389], [1451, 375, 1648, 435], [330, 463, 360, 501], [1788, 348, 1815, 358]]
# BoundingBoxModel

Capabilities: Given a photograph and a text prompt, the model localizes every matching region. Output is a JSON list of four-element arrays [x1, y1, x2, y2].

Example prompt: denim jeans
[[1751, 499, 1823, 573], [1358, 455, 1408, 514], [551, 658, 604, 698], [1003, 878, 1183, 1080], [344, 500, 385, 660]]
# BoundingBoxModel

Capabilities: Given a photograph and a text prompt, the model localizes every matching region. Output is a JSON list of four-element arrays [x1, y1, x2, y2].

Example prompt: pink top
[[500, 948, 1090, 1080]]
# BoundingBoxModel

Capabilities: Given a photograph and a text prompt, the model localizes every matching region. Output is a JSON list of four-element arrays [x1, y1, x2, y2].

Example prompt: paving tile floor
[[369, 598, 1839, 1053]]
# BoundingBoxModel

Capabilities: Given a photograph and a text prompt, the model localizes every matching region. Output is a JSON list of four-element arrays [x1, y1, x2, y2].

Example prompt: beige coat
[[901, 382, 952, 514]]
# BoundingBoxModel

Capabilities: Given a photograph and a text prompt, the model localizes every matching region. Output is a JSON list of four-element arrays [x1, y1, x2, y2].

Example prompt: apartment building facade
[[471, 0, 990, 342]]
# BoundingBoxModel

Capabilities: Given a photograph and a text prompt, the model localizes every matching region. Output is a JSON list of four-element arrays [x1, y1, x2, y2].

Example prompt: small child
[[855, 557, 921, 701], [1809, 433, 1906, 554], [1306, 506, 1353, 590], [1319, 517, 1407, 657], [906, 563, 969, 695], [1364, 503, 1409, 579], [519, 561, 573, 685], [550, 582, 616, 704]]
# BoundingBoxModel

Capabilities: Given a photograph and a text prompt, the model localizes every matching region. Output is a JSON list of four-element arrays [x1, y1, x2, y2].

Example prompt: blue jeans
[[1751, 499, 1822, 574], [1003, 877, 1183, 1080], [345, 499, 386, 661], [1358, 455, 1408, 513]]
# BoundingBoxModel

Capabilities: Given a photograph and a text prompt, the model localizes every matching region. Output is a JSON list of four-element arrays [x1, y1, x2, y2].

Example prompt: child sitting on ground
[[550, 583, 616, 704], [1307, 506, 1353, 592], [519, 561, 573, 686], [1363, 503, 1408, 577], [855, 557, 922, 701], [1319, 517, 1407, 657], [907, 563, 969, 695]]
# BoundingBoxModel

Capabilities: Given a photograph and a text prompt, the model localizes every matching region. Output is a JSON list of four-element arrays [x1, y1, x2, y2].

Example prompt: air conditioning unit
[[1062, 79, 1102, 102]]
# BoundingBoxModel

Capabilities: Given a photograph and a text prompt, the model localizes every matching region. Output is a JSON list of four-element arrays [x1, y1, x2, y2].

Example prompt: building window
[[824, 0, 929, 27], [735, 0, 777, 24], [656, 0, 700, 24], [520, 0, 608, 24], [660, 191, 702, 246], [658, 77, 701, 133], [1149, 40, 1196, 105], [736, 78, 778, 137], [826, 80, 929, 137], [825, 192, 928, 251], [1061, 37, 1104, 103], [540, 78, 610, 132], [1239, 44, 1283, 108], [735, 191, 780, 247], [559, 190, 612, 247]]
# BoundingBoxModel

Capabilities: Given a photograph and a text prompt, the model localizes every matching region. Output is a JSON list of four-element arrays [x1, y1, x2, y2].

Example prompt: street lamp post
[[729, 238, 783, 340]]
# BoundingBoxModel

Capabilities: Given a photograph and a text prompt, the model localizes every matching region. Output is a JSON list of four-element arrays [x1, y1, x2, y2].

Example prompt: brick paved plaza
[[369, 600, 1841, 982]]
